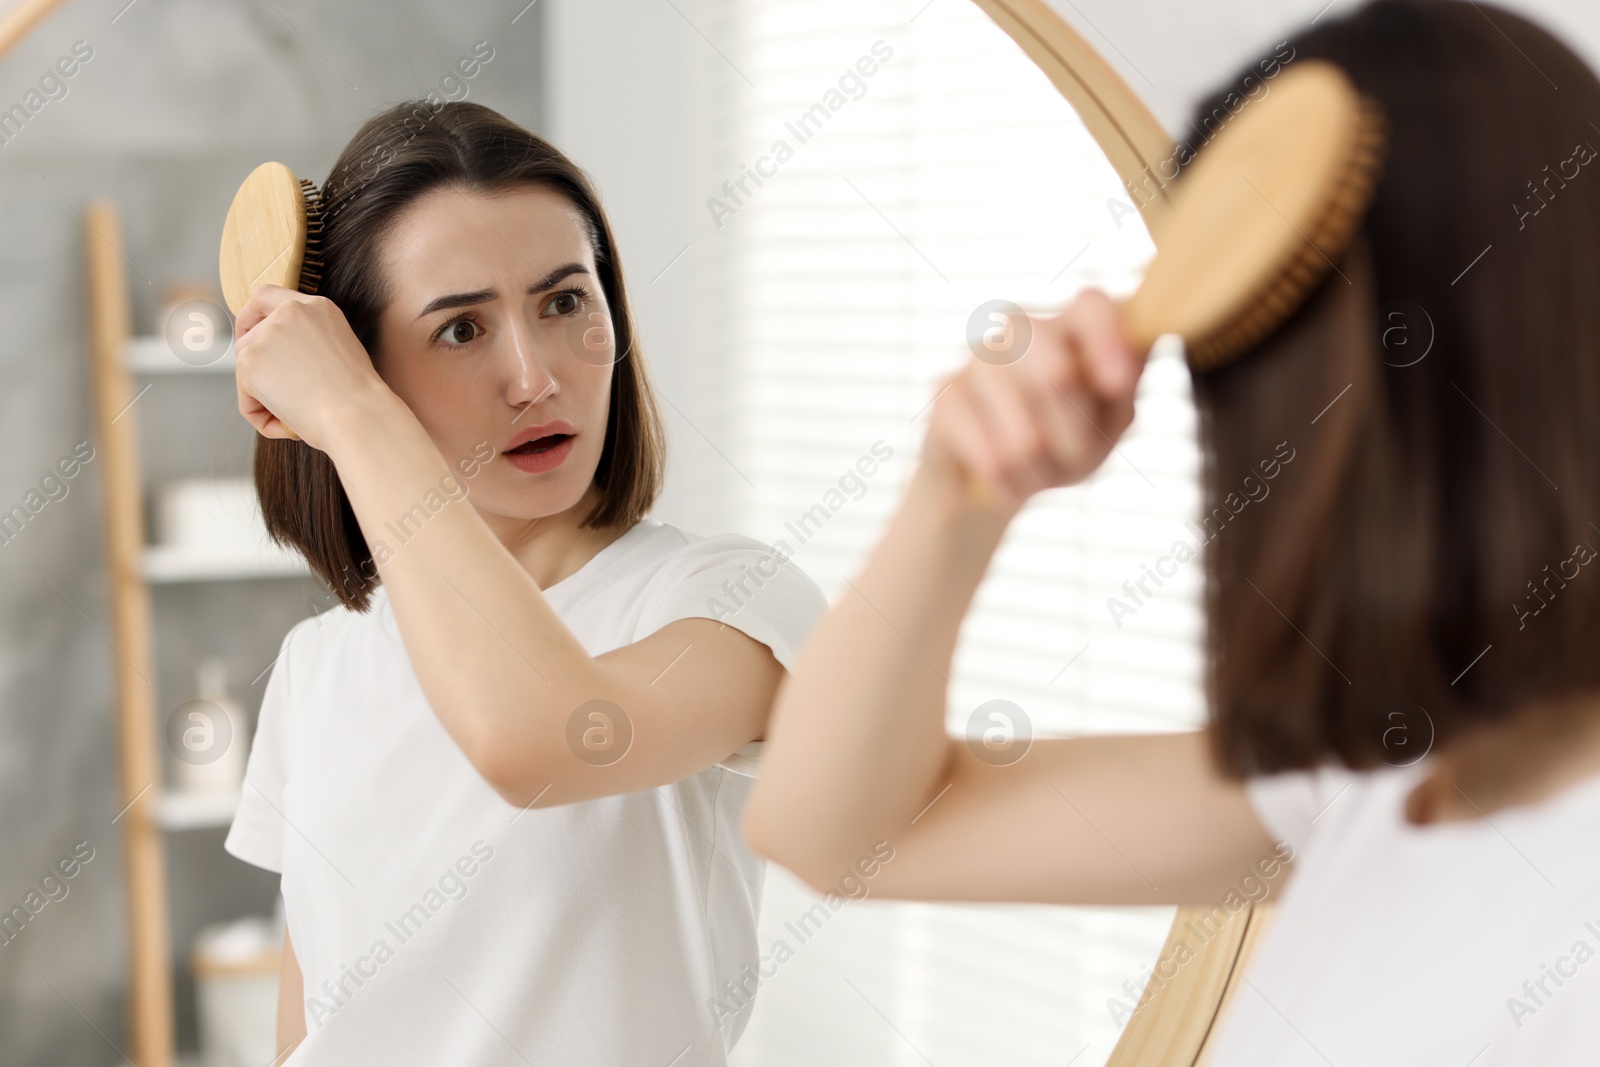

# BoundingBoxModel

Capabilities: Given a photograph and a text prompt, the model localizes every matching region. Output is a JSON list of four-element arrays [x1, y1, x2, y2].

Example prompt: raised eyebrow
[[416, 289, 494, 319], [415, 263, 592, 320], [528, 262, 590, 294]]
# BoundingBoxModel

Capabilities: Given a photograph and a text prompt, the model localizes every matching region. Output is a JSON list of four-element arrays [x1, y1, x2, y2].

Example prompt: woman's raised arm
[[744, 290, 1281, 906]]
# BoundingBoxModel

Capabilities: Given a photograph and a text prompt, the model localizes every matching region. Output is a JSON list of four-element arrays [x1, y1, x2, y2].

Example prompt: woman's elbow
[[742, 803, 780, 863], [468, 739, 552, 810]]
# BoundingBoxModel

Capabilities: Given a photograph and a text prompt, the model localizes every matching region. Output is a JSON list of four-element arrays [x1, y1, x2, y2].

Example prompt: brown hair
[[1184, 0, 1600, 776], [254, 100, 666, 613]]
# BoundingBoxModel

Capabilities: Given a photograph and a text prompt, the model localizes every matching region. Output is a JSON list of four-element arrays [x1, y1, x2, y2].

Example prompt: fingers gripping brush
[[963, 58, 1388, 506], [218, 161, 329, 442]]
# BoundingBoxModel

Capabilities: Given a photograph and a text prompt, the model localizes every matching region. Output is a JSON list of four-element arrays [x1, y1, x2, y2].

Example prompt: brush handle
[[1115, 295, 1163, 357], [957, 297, 1156, 508]]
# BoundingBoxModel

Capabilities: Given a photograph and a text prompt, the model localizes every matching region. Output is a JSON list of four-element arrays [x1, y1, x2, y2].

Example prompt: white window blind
[[684, 1, 1207, 1063]]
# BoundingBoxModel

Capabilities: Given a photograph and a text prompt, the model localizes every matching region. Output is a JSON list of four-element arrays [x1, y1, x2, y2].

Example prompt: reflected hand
[[233, 284, 394, 452], [920, 288, 1146, 513]]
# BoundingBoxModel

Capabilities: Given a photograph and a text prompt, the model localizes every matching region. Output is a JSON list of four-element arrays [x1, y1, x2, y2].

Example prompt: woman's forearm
[[320, 387, 598, 796], [746, 459, 1017, 882], [275, 928, 305, 1057]]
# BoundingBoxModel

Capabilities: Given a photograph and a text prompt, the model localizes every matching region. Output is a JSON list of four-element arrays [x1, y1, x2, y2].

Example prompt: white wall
[[543, 0, 728, 533]]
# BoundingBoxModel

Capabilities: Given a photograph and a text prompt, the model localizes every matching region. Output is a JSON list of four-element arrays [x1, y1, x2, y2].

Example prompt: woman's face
[[370, 183, 615, 536]]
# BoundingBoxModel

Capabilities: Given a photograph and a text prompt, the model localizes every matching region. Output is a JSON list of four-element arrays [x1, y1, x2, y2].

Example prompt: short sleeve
[[635, 533, 829, 777], [223, 626, 297, 873], [1244, 762, 1361, 861]]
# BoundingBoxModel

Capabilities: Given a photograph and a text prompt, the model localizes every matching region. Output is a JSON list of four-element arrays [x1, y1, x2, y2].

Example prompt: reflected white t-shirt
[[224, 518, 828, 1066], [1203, 756, 1600, 1065]]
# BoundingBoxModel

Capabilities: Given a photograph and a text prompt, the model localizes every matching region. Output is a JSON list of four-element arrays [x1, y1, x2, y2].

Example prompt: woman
[[223, 101, 826, 1064], [745, 2, 1600, 1063]]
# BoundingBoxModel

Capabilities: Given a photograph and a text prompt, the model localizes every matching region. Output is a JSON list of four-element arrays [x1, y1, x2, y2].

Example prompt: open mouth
[[507, 433, 573, 455]]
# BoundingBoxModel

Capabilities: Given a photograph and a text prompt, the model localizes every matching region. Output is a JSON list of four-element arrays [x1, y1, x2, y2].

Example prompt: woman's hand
[[233, 284, 395, 453], [919, 288, 1147, 513]]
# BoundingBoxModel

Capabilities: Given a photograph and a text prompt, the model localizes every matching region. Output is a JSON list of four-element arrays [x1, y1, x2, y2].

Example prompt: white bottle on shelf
[[170, 656, 247, 795]]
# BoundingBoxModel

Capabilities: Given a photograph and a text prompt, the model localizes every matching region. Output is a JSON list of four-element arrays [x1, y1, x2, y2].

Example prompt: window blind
[[685, 1, 1207, 1062]]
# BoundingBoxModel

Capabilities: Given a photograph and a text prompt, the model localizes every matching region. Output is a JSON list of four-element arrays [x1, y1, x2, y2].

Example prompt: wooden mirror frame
[[0, 0, 66, 60], [967, 0, 1175, 242]]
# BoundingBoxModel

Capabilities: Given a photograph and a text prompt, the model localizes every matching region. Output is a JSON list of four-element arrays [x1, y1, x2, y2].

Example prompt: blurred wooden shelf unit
[[83, 199, 303, 1067]]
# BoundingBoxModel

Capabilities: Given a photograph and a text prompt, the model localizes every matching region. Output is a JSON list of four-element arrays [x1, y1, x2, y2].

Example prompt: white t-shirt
[[224, 517, 828, 1066], [1201, 755, 1600, 1065]]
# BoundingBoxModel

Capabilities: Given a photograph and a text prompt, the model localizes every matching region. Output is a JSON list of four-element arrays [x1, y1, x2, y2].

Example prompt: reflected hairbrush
[[219, 161, 326, 312], [966, 58, 1387, 505], [218, 162, 328, 441], [1123, 59, 1387, 367]]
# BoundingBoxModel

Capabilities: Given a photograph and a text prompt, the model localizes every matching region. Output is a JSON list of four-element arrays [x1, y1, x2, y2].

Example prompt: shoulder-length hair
[[1184, 0, 1600, 776], [253, 100, 666, 613]]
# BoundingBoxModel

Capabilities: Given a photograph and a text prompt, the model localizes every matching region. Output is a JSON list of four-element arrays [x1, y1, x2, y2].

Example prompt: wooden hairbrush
[[1124, 60, 1387, 366], [965, 58, 1387, 505], [218, 161, 328, 441]]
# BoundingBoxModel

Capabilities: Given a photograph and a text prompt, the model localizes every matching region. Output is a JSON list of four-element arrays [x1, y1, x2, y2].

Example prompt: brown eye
[[437, 317, 481, 346], [549, 292, 579, 315]]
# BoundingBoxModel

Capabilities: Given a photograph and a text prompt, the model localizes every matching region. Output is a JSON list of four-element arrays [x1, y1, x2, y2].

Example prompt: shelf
[[155, 789, 240, 832], [91, 197, 293, 1066], [143, 543, 309, 583], [126, 334, 236, 375]]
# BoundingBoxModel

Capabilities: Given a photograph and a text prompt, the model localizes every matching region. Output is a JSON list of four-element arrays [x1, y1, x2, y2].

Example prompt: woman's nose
[[504, 321, 558, 408]]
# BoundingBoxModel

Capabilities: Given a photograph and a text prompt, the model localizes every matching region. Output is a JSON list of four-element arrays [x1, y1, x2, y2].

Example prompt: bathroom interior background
[[2, 0, 1598, 1064]]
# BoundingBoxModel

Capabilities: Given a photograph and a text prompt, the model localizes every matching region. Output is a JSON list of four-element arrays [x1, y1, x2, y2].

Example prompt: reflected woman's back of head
[[1185, 0, 1600, 776]]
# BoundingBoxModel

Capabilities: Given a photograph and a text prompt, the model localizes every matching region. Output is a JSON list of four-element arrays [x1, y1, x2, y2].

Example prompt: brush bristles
[[1187, 96, 1390, 371], [298, 177, 327, 296]]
